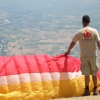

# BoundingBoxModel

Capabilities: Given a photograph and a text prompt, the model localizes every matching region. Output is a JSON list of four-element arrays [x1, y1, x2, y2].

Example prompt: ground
[[51, 95, 100, 100]]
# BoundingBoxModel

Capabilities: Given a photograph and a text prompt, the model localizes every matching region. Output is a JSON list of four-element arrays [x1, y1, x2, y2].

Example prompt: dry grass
[[51, 95, 100, 100]]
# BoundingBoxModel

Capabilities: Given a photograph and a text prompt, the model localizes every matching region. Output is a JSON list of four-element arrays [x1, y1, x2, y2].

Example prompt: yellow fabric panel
[[31, 81, 54, 99], [89, 76, 94, 92], [70, 78, 82, 96], [59, 80, 73, 97], [42, 81, 54, 99], [77, 76, 85, 95], [0, 76, 100, 100], [0, 94, 8, 100], [31, 82, 43, 99], [0, 85, 8, 94]]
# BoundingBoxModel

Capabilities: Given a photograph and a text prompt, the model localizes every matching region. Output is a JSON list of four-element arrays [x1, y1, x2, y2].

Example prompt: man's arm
[[65, 42, 76, 55], [95, 29, 100, 49], [97, 40, 100, 49], [65, 31, 79, 55]]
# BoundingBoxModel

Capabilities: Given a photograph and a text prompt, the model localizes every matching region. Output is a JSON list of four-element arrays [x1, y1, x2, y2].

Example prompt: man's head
[[82, 15, 90, 27]]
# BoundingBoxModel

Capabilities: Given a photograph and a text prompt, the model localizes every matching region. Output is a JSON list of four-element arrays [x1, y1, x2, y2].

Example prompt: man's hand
[[65, 50, 70, 56], [64, 42, 76, 56]]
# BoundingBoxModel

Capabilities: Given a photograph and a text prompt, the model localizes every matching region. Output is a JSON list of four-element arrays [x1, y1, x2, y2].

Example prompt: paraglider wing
[[0, 54, 100, 100]]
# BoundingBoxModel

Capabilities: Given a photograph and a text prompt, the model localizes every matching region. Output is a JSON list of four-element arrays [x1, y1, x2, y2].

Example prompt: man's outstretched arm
[[65, 31, 79, 55], [97, 40, 100, 49], [65, 42, 76, 55]]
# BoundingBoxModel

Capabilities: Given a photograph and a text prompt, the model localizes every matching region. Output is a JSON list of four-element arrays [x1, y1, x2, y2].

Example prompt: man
[[65, 15, 100, 96]]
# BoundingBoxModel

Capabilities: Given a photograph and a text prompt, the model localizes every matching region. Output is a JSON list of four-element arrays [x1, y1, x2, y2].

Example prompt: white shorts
[[81, 56, 98, 76]]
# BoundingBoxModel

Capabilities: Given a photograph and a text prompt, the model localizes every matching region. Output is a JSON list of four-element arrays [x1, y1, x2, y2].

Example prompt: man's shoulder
[[89, 27, 98, 34], [88, 27, 97, 31], [80, 27, 97, 34]]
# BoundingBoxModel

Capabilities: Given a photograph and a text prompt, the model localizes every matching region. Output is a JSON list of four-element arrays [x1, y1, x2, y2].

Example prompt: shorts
[[81, 56, 98, 76]]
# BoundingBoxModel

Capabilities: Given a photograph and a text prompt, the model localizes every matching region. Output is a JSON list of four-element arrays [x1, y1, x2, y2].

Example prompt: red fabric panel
[[0, 55, 100, 79], [0, 54, 80, 76], [97, 70, 100, 80], [1, 54, 100, 79]]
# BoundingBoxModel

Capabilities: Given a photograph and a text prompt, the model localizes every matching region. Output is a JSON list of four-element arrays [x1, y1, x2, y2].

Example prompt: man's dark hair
[[82, 15, 90, 23]]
